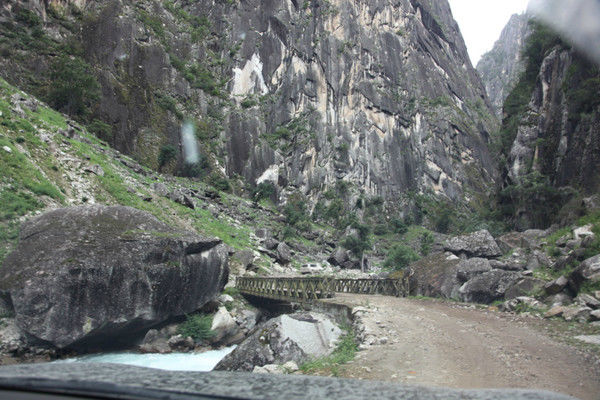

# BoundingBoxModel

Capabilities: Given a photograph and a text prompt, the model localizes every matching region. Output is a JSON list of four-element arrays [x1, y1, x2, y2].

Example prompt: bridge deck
[[236, 276, 408, 302]]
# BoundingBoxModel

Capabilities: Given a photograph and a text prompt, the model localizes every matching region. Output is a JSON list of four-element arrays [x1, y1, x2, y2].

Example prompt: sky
[[448, 0, 531, 65]]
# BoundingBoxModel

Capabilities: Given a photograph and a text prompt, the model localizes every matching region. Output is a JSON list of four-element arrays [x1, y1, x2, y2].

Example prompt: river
[[55, 346, 236, 371]]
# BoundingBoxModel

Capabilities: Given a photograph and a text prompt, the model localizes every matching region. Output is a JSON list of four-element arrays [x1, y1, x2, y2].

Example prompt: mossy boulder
[[0, 205, 228, 350]]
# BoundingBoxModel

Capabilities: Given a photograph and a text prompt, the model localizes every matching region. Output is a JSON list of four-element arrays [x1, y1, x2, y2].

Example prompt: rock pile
[[410, 230, 524, 303], [410, 226, 600, 322]]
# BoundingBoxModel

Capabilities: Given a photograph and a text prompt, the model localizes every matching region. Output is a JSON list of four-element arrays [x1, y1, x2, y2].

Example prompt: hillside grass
[[0, 77, 269, 266], [0, 81, 71, 263], [299, 325, 358, 377]]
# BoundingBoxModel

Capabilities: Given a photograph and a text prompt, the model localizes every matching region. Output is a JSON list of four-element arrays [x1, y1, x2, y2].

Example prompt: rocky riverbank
[[409, 224, 600, 326]]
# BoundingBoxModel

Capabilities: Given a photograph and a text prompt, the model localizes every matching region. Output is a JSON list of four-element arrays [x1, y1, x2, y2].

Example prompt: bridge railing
[[236, 276, 408, 302]]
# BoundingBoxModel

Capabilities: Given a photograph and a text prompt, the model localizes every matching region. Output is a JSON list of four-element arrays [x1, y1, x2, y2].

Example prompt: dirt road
[[326, 294, 600, 400]]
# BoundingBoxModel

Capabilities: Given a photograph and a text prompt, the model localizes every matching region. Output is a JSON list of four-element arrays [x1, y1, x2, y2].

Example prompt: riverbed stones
[[0, 205, 229, 350], [214, 312, 341, 371]]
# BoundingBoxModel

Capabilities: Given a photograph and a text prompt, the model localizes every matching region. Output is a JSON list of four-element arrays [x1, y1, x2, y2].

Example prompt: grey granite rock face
[[505, 48, 600, 195], [0, 205, 229, 350], [0, 363, 578, 400], [223, 0, 498, 202], [2, 0, 499, 204], [477, 13, 531, 117]]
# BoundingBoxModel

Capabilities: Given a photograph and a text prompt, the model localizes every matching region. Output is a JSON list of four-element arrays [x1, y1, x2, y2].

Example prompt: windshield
[[0, 0, 598, 399]]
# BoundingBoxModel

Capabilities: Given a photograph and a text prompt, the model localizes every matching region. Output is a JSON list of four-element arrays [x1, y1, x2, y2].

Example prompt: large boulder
[[459, 270, 521, 304], [575, 294, 600, 309], [544, 276, 569, 295], [214, 312, 341, 371], [0, 206, 229, 350], [139, 328, 172, 354], [444, 230, 502, 258], [496, 230, 546, 252], [327, 248, 349, 267], [210, 307, 241, 345], [569, 255, 600, 292], [275, 242, 292, 264], [408, 253, 461, 300], [504, 277, 545, 300], [230, 250, 255, 274], [456, 258, 492, 282]]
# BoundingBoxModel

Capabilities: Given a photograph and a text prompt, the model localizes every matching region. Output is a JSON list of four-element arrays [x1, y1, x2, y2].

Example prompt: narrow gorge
[[0, 1, 599, 399]]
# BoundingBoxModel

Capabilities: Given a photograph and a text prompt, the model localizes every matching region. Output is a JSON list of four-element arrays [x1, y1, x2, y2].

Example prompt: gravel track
[[325, 294, 600, 400]]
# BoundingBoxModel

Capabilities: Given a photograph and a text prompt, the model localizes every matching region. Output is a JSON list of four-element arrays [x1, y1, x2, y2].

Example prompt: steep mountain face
[[496, 23, 600, 229], [0, 0, 498, 205], [506, 49, 600, 190], [222, 0, 498, 202], [477, 13, 530, 117]]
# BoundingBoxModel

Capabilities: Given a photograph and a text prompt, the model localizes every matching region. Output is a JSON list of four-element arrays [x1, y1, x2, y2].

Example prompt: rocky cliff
[[0, 0, 498, 205], [477, 13, 531, 117], [220, 0, 498, 202], [505, 49, 600, 192], [496, 22, 600, 229]]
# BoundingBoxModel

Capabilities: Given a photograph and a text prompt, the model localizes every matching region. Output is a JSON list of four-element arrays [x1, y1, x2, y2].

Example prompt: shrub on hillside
[[384, 244, 419, 270], [420, 232, 435, 256], [342, 222, 372, 270], [88, 119, 112, 142], [47, 55, 100, 117], [207, 173, 231, 192], [177, 314, 214, 341], [158, 144, 177, 169], [390, 217, 408, 234], [253, 181, 276, 202], [284, 193, 309, 226]]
